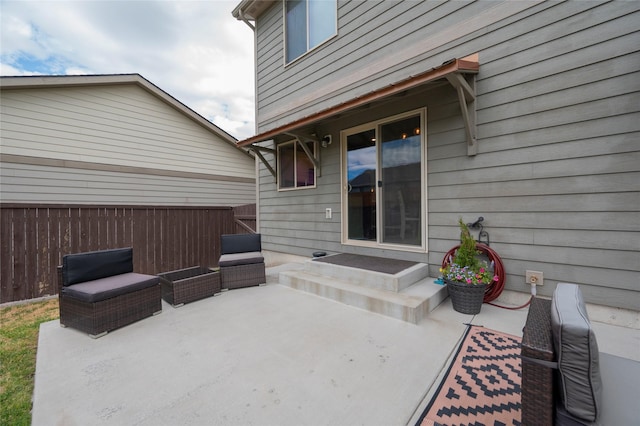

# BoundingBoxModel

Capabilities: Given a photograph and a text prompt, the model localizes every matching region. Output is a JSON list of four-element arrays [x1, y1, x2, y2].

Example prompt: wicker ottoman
[[158, 266, 221, 307]]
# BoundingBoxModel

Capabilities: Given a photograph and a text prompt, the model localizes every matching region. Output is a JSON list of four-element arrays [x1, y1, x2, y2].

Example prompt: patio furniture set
[[57, 233, 265, 338]]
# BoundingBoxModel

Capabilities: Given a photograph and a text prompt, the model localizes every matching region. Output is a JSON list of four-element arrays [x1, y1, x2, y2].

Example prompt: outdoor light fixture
[[321, 134, 332, 148]]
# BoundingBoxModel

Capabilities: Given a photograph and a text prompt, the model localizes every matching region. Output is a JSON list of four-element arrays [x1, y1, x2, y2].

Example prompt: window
[[278, 140, 317, 190], [285, 0, 337, 63]]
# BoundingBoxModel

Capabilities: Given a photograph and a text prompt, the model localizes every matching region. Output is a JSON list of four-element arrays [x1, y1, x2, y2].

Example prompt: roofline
[[237, 57, 479, 147], [0, 74, 248, 154], [232, 0, 277, 21]]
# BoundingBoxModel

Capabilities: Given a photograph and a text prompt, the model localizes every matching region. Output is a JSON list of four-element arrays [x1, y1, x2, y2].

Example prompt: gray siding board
[[428, 134, 639, 179], [479, 52, 640, 108], [479, 5, 639, 78], [429, 227, 638, 253], [478, 73, 640, 125], [1, 86, 253, 177], [429, 172, 640, 200], [477, 94, 638, 140], [429, 193, 637, 213], [453, 115, 639, 159], [1, 163, 254, 206], [428, 212, 640, 232], [1, 82, 255, 206], [498, 244, 637, 278], [251, 1, 639, 309], [256, 1, 553, 130], [429, 151, 639, 185]]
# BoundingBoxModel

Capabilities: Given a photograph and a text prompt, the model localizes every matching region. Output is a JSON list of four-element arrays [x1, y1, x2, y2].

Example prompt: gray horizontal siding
[[1, 162, 255, 206], [1, 85, 254, 178], [252, 1, 640, 310]]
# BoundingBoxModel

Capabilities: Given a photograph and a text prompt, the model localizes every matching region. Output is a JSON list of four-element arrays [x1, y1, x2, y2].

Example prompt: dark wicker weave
[[57, 267, 162, 338], [445, 279, 487, 314], [158, 266, 221, 307], [521, 297, 555, 426], [221, 262, 266, 290]]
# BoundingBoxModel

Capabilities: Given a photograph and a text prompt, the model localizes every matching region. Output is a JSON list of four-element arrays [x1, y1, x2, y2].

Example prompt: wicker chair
[[219, 234, 266, 290], [58, 248, 161, 338], [521, 291, 640, 426]]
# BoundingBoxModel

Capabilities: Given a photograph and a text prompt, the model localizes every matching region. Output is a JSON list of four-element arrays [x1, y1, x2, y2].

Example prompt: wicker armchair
[[521, 291, 640, 426], [219, 234, 266, 290], [58, 248, 161, 338]]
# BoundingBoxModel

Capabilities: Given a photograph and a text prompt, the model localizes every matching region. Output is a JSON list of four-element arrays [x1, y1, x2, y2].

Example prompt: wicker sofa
[[58, 247, 161, 338], [219, 233, 266, 290], [521, 283, 639, 425]]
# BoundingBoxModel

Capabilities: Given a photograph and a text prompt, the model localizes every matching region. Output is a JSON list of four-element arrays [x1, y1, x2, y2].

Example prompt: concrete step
[[305, 258, 431, 292], [278, 269, 448, 324]]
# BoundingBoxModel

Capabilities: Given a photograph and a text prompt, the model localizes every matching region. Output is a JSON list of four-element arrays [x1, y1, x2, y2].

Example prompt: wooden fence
[[0, 204, 256, 304]]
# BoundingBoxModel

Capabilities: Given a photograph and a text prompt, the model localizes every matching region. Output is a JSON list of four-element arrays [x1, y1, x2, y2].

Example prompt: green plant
[[440, 218, 498, 285], [0, 299, 59, 426]]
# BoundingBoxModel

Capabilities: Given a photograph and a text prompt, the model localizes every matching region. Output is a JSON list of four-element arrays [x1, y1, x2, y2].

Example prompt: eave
[[237, 56, 480, 156]]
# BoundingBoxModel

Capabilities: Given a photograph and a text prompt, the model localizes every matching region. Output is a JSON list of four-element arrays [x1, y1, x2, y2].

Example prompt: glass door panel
[[380, 116, 422, 246], [346, 129, 377, 241]]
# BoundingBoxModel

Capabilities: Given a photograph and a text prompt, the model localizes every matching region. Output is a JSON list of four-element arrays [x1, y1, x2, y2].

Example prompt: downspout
[[238, 10, 255, 31]]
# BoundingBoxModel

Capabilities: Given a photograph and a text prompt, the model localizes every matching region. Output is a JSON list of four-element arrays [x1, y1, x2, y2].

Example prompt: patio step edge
[[278, 270, 447, 324], [304, 259, 430, 292]]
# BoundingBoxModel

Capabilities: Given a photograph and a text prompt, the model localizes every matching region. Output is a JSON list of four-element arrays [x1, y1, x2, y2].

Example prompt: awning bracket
[[446, 73, 477, 156], [250, 147, 276, 178], [285, 132, 322, 177]]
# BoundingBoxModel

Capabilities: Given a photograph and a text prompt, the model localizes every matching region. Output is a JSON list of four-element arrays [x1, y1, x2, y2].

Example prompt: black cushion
[[61, 272, 159, 303], [220, 234, 261, 255], [63, 248, 133, 286]]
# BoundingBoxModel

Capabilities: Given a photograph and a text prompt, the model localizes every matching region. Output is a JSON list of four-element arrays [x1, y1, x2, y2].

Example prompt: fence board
[[36, 208, 50, 296], [12, 209, 26, 300], [25, 208, 37, 299], [0, 204, 252, 303], [0, 209, 12, 301]]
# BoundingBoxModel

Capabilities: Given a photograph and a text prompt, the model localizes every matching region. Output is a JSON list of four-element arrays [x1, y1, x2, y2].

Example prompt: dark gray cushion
[[63, 248, 133, 286], [220, 234, 261, 255], [555, 353, 640, 426], [61, 272, 159, 303], [219, 252, 264, 267], [551, 283, 602, 422]]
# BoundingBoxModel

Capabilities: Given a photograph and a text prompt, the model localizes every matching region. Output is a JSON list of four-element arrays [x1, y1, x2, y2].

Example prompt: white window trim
[[277, 139, 318, 191], [283, 0, 338, 66]]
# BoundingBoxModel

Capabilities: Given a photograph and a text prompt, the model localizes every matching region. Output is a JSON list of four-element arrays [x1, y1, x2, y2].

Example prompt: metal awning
[[241, 55, 480, 176]]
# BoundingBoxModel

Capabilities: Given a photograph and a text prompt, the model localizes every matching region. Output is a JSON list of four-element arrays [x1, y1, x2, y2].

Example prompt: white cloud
[[0, 0, 256, 140]]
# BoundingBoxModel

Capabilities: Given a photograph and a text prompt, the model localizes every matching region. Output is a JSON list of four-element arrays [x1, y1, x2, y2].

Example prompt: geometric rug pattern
[[416, 325, 522, 426]]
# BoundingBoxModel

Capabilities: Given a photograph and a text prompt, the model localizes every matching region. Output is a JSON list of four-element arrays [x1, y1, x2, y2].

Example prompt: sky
[[0, 0, 256, 140]]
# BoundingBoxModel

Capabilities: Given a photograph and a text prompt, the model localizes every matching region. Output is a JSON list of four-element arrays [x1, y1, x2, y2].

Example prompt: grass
[[0, 299, 59, 426]]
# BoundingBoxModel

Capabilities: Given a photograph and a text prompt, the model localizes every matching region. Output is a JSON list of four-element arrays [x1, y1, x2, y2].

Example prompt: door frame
[[340, 108, 427, 252]]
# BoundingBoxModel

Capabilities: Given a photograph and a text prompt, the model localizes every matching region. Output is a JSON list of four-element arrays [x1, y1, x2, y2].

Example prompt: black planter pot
[[445, 279, 487, 314]]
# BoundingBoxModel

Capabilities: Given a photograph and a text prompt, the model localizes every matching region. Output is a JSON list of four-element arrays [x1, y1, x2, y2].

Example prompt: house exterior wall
[[248, 1, 640, 310], [1, 83, 256, 206]]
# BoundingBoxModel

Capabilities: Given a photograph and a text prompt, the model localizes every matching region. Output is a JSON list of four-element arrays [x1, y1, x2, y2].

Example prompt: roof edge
[[1, 74, 250, 155], [237, 56, 479, 147], [232, 0, 277, 21]]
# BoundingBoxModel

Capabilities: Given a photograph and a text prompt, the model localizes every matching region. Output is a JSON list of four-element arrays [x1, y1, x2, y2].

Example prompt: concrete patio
[[32, 258, 640, 426]]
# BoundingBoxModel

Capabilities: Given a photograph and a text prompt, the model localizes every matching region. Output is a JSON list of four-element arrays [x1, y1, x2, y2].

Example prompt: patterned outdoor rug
[[416, 325, 522, 426]]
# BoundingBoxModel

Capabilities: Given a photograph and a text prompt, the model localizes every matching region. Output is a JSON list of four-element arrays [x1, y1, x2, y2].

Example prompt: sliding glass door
[[343, 111, 425, 248]]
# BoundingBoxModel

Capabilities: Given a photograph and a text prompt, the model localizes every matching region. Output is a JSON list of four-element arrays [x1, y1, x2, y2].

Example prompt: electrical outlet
[[525, 270, 544, 286]]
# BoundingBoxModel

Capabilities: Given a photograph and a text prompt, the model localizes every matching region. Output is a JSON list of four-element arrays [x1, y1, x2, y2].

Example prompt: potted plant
[[440, 218, 499, 314]]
